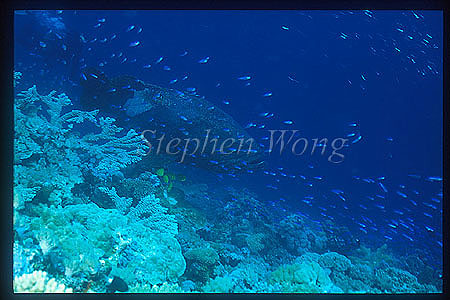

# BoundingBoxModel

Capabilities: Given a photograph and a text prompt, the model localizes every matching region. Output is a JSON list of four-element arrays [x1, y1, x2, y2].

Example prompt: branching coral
[[99, 186, 178, 237], [14, 85, 148, 207], [116, 171, 162, 201], [128, 193, 179, 236], [14, 270, 72, 293], [79, 115, 147, 179], [13, 82, 186, 289], [14, 87, 81, 207], [98, 187, 133, 214]]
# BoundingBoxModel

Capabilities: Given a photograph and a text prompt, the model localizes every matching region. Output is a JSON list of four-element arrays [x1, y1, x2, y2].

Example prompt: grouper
[[80, 68, 266, 173]]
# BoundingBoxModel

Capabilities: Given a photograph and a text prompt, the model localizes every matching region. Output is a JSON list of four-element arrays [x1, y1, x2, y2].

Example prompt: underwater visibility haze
[[13, 10, 443, 293]]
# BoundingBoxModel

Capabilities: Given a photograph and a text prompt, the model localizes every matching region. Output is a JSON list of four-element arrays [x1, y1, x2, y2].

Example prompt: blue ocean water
[[13, 10, 442, 293]]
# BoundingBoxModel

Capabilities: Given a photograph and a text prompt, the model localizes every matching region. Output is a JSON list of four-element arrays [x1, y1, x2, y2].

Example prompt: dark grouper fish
[[80, 68, 266, 173]]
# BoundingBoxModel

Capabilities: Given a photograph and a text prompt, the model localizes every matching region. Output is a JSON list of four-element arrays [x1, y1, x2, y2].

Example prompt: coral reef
[[128, 194, 179, 237], [17, 202, 185, 291], [14, 164, 183, 288], [14, 270, 73, 293], [277, 213, 328, 255], [374, 267, 438, 293], [270, 259, 337, 293], [116, 171, 163, 202], [13, 242, 36, 278], [13, 82, 187, 291], [14, 85, 148, 208], [129, 282, 183, 293], [184, 247, 220, 283], [403, 254, 441, 286], [98, 187, 133, 214], [318, 252, 351, 273], [350, 244, 399, 269], [246, 233, 266, 254], [12, 80, 442, 294], [202, 257, 273, 293], [203, 275, 235, 293]]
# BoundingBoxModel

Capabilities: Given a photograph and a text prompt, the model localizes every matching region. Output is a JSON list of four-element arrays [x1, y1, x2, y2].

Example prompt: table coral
[[14, 85, 148, 208]]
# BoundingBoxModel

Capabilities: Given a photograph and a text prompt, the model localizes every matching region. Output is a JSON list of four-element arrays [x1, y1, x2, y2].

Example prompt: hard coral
[[14, 270, 72, 293], [184, 247, 220, 283], [318, 252, 352, 273]]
